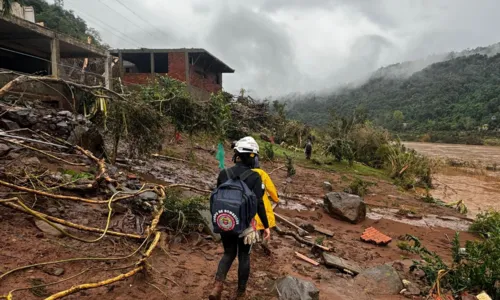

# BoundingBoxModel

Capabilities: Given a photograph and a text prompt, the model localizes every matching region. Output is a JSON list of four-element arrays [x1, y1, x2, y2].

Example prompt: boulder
[[322, 253, 362, 275], [35, 220, 65, 237], [323, 181, 333, 192], [355, 264, 403, 295], [324, 192, 366, 224], [0, 143, 11, 156], [0, 119, 20, 131], [57, 110, 73, 118], [197, 209, 221, 242], [273, 275, 319, 300]]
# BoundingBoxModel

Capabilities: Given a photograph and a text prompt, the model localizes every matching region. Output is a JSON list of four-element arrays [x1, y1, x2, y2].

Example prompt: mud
[[405, 141, 500, 217], [0, 139, 482, 300]]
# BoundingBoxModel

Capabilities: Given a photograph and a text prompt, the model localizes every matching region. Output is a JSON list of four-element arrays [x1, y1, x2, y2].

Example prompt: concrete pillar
[[105, 54, 112, 90], [150, 52, 155, 75], [50, 38, 60, 78], [185, 51, 190, 85], [118, 51, 124, 79]]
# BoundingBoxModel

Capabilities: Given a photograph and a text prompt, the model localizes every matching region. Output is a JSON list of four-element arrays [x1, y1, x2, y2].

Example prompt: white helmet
[[234, 136, 259, 154]]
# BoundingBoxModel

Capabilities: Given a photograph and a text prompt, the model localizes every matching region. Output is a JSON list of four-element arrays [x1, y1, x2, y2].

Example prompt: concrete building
[[110, 48, 234, 94], [0, 13, 110, 86]]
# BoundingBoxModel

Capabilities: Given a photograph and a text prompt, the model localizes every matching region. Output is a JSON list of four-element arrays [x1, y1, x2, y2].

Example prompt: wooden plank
[[313, 225, 334, 237], [295, 252, 319, 266], [322, 253, 362, 275], [275, 212, 308, 233]]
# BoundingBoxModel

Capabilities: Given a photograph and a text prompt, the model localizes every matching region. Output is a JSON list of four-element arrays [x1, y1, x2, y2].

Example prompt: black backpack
[[210, 169, 257, 235]]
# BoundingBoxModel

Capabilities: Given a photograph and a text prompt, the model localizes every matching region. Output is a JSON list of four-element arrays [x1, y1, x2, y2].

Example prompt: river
[[404, 142, 500, 217]]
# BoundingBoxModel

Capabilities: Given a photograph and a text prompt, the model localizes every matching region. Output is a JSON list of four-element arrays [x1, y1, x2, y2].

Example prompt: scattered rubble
[[360, 227, 392, 245], [273, 275, 320, 300], [324, 192, 366, 224], [355, 264, 404, 295], [322, 253, 362, 275]]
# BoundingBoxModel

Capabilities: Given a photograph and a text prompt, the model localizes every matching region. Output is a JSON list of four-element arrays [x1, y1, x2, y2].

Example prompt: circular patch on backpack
[[216, 213, 236, 231]]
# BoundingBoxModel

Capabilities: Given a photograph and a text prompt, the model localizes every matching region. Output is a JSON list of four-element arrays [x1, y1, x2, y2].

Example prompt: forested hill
[[286, 50, 500, 134]]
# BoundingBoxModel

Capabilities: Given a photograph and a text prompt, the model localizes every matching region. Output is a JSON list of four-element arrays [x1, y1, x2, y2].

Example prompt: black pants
[[215, 233, 251, 289]]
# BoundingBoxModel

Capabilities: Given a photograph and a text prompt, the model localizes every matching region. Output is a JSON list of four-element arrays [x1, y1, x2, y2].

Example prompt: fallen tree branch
[[1, 201, 142, 239], [0, 138, 86, 166], [44, 232, 162, 300], [274, 212, 307, 233], [151, 153, 192, 164], [269, 165, 285, 174], [44, 267, 143, 300], [0, 179, 155, 204], [0, 133, 68, 149], [275, 225, 331, 252], [167, 183, 211, 194], [0, 74, 127, 102]]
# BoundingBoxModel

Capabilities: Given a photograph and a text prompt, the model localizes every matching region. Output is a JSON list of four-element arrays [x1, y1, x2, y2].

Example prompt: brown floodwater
[[405, 142, 500, 217]]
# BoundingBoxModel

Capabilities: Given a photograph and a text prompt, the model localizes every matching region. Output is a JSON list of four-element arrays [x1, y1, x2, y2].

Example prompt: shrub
[[161, 189, 208, 234], [284, 153, 296, 177], [344, 177, 373, 196], [470, 210, 500, 237], [262, 142, 275, 161], [399, 233, 500, 298]]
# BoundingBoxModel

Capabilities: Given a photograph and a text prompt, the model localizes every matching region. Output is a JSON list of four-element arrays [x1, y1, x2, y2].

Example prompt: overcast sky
[[56, 0, 500, 97]]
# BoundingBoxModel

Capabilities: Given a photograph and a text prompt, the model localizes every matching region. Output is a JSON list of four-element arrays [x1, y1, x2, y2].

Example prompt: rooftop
[[110, 48, 235, 73]]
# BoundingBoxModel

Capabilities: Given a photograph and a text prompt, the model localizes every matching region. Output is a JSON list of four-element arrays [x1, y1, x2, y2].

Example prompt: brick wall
[[189, 65, 222, 93], [167, 52, 186, 82], [123, 73, 153, 85]]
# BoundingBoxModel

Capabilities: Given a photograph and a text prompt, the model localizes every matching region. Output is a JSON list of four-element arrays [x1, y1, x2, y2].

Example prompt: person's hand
[[263, 228, 271, 240]]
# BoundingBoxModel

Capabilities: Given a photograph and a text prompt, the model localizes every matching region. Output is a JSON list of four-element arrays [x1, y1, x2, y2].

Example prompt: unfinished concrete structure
[[0, 14, 111, 87], [110, 48, 234, 94]]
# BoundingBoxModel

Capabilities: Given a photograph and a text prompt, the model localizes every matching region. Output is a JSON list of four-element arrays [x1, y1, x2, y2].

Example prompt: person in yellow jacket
[[253, 156, 279, 254]]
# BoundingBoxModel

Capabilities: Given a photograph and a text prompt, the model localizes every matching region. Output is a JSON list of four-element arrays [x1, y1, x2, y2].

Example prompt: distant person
[[209, 137, 270, 300], [305, 139, 312, 160], [253, 155, 280, 255]]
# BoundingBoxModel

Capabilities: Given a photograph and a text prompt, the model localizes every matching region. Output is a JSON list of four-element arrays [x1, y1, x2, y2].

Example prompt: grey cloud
[[205, 5, 303, 96]]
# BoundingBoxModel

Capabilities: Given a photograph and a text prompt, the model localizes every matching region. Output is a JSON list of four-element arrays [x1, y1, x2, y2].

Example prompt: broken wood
[[295, 252, 319, 266], [269, 165, 285, 175], [275, 212, 307, 233], [151, 153, 192, 164], [275, 225, 331, 251], [322, 252, 362, 275], [313, 225, 334, 237]]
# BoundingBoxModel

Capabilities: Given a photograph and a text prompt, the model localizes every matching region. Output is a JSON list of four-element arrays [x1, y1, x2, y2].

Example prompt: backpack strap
[[225, 168, 238, 181], [239, 170, 254, 181]]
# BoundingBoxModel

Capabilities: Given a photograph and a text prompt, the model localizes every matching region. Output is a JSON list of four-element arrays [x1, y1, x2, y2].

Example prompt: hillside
[[286, 45, 500, 139]]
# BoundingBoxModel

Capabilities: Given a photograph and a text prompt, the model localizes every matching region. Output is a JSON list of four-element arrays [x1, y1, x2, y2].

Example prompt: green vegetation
[[262, 142, 275, 161], [19, 0, 105, 45], [286, 50, 500, 144], [398, 230, 500, 298], [344, 177, 373, 197], [61, 169, 94, 180], [470, 210, 500, 237], [161, 189, 208, 235]]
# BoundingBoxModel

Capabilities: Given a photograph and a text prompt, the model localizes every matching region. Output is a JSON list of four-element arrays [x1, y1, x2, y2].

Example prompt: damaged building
[[110, 48, 234, 96]]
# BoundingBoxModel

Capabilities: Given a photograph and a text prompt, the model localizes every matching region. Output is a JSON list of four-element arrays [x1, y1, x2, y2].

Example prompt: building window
[[215, 73, 221, 85]]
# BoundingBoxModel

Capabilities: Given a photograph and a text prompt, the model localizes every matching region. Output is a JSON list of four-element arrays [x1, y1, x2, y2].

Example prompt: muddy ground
[[0, 140, 479, 300]]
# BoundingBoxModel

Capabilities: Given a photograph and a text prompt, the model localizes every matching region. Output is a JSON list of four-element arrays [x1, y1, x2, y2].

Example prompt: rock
[[412, 269, 426, 279], [324, 192, 366, 224], [34, 220, 65, 237], [139, 191, 158, 202], [57, 110, 73, 118], [260, 133, 271, 143], [22, 157, 41, 166], [50, 172, 63, 182], [401, 280, 421, 297], [111, 202, 128, 214], [62, 174, 73, 182], [355, 264, 403, 295], [322, 253, 362, 275], [273, 275, 320, 300], [197, 209, 221, 242], [56, 121, 69, 129], [0, 143, 11, 156], [323, 181, 333, 192], [43, 267, 65, 277], [0, 119, 20, 130], [297, 228, 308, 237]]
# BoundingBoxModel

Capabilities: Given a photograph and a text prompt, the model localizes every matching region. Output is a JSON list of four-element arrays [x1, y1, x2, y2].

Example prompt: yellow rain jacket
[[252, 168, 279, 230]]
